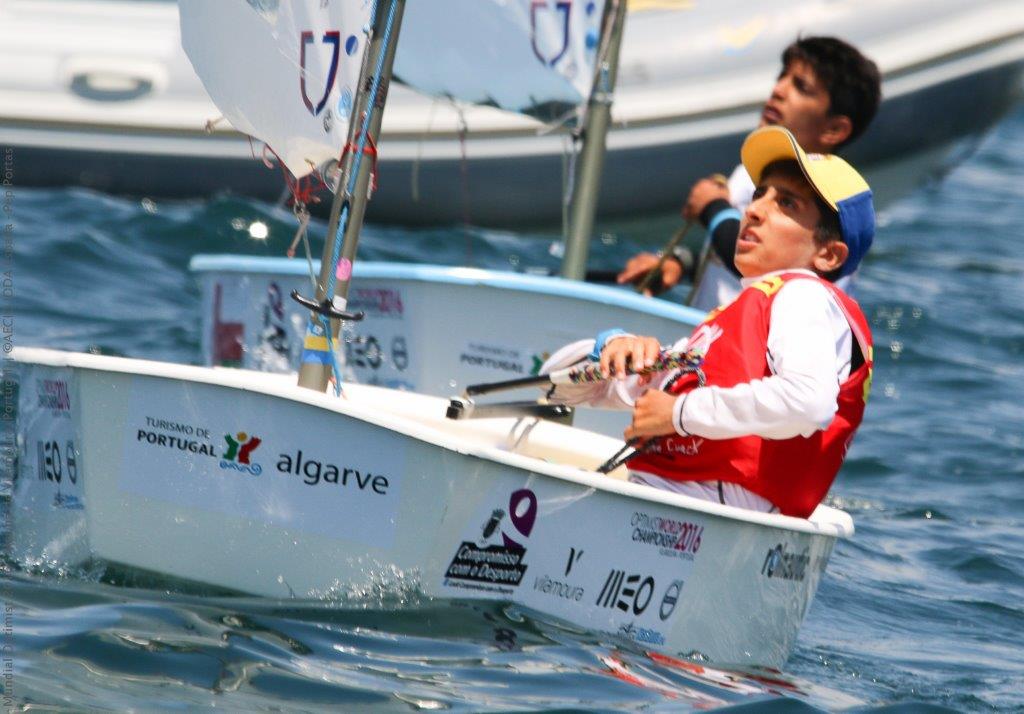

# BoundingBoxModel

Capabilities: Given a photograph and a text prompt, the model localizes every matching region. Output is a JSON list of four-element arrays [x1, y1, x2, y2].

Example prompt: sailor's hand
[[624, 389, 677, 441], [682, 176, 730, 220], [600, 336, 661, 380], [617, 252, 683, 296]]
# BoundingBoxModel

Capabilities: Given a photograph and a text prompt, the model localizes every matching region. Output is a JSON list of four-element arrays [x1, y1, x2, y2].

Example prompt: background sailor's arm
[[617, 251, 689, 294], [699, 198, 743, 278], [675, 281, 843, 439]]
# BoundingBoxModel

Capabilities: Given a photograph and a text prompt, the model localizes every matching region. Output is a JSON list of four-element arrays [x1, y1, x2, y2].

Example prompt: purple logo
[[530, 0, 572, 67], [300, 30, 342, 116]]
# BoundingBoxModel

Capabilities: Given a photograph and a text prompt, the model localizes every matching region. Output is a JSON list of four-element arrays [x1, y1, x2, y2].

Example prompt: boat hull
[[6, 348, 852, 667]]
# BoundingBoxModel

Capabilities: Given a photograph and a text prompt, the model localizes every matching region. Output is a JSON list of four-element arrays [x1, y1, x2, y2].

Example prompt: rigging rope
[[410, 98, 440, 204]]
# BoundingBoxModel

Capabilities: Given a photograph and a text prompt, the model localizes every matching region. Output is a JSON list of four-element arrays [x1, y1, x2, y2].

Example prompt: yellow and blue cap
[[740, 126, 875, 278]]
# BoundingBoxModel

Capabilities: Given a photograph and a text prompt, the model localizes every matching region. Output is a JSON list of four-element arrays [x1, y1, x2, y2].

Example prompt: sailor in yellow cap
[[543, 126, 876, 518]]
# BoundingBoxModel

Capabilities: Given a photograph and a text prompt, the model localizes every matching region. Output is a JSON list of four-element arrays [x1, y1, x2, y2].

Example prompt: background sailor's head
[[761, 36, 882, 153]]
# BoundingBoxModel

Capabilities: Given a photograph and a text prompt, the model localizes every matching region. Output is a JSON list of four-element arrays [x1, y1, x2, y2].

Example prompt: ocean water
[[3, 106, 1024, 711]]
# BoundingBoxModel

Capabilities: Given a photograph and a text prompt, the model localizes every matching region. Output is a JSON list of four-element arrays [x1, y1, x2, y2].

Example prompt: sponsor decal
[[459, 343, 533, 375], [135, 417, 266, 477], [259, 282, 290, 361], [659, 580, 683, 621], [136, 416, 219, 459], [345, 333, 409, 374], [391, 336, 409, 371], [533, 573, 584, 602], [630, 511, 704, 560], [596, 570, 656, 616], [617, 621, 666, 646], [564, 546, 583, 576], [135, 431, 217, 457], [445, 488, 537, 594], [37, 439, 76, 484], [348, 288, 404, 318], [532, 546, 586, 602], [275, 450, 390, 494], [36, 439, 83, 510], [121, 381, 402, 545], [36, 379, 70, 414], [222, 432, 263, 475], [134, 416, 391, 494], [345, 334, 383, 370], [446, 542, 528, 587], [761, 543, 811, 582]]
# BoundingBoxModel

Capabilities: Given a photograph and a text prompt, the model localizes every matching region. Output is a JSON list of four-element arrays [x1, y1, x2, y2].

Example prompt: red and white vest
[[628, 272, 873, 518]]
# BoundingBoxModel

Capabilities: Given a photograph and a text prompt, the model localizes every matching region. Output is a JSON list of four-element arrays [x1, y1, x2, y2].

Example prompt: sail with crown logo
[[179, 0, 373, 179], [179, 0, 605, 179]]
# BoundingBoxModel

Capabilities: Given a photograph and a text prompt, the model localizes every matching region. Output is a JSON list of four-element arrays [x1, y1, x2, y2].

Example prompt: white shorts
[[627, 471, 780, 513]]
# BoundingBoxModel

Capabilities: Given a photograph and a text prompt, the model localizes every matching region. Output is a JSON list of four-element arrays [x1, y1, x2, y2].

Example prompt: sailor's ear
[[813, 239, 849, 274], [819, 115, 853, 151]]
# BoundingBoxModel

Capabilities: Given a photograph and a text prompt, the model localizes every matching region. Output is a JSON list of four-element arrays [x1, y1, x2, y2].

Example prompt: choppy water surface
[[4, 108, 1024, 711]]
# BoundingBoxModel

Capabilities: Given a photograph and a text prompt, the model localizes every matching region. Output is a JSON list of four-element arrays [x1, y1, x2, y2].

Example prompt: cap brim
[[741, 126, 870, 211]]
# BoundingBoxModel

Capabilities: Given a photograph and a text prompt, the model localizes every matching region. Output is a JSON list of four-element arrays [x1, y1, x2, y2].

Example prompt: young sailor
[[545, 126, 875, 518], [617, 36, 881, 310]]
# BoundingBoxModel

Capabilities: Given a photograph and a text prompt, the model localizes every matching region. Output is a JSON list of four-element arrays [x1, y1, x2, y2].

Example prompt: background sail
[[397, 0, 606, 121], [179, 0, 606, 178], [178, 0, 372, 179]]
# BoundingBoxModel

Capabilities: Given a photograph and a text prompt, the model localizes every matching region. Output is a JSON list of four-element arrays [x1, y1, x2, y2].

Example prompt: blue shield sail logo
[[299, 30, 341, 116], [531, 0, 572, 67]]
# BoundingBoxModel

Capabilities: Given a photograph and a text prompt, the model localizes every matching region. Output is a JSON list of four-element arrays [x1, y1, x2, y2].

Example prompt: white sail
[[179, 0, 373, 178], [179, 0, 606, 178], [396, 0, 605, 120]]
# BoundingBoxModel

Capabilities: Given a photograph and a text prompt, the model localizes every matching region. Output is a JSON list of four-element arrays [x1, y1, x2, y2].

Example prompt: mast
[[560, 0, 628, 281], [297, 0, 406, 392]]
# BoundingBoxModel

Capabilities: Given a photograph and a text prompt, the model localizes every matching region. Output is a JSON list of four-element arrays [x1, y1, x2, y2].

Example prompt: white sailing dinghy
[[7, 0, 853, 668], [185, 0, 705, 436]]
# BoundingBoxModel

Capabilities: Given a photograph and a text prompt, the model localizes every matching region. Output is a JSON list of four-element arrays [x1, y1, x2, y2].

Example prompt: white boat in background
[[3, 0, 1023, 225], [6, 0, 854, 669], [9, 346, 852, 668], [188, 257, 706, 436]]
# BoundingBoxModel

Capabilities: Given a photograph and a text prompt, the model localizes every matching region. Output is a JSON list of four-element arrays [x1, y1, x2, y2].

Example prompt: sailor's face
[[760, 60, 833, 153], [734, 173, 824, 278]]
